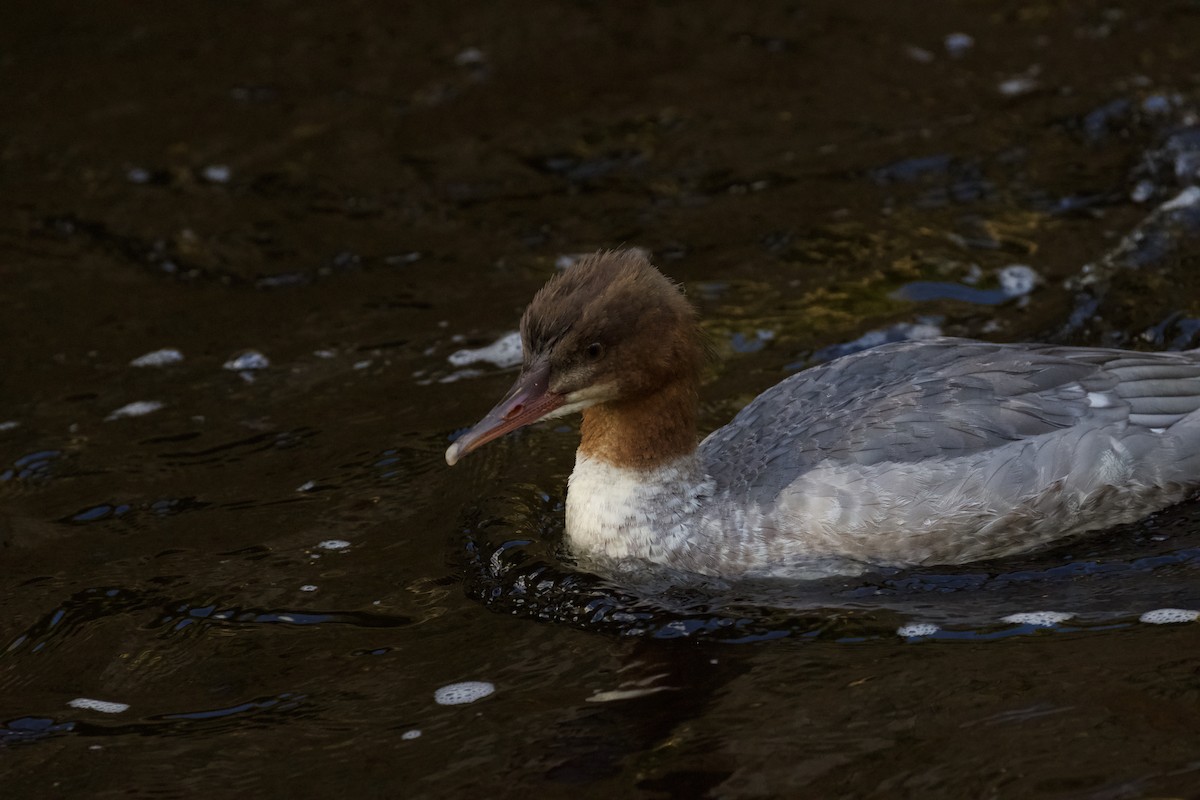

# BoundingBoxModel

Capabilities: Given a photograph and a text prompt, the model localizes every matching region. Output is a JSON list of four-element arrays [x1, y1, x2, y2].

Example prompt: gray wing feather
[[700, 338, 1200, 500]]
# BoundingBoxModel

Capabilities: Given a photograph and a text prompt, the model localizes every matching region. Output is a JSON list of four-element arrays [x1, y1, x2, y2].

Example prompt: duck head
[[445, 249, 703, 466]]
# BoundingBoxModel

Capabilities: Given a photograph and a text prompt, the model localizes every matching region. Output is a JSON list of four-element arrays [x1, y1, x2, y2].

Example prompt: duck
[[445, 249, 1200, 578]]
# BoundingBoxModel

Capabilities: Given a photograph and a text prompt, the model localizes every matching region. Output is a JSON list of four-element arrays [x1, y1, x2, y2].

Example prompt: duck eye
[[585, 342, 604, 360]]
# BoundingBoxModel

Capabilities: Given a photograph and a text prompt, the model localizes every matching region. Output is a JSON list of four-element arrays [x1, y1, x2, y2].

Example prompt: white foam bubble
[[223, 350, 270, 371], [130, 348, 184, 367], [944, 32, 974, 57], [202, 164, 232, 183], [447, 331, 522, 368], [299, 585, 318, 592], [316, 539, 350, 551], [68, 698, 129, 714], [434, 681, 495, 705], [0, 420, 19, 432], [1002, 611, 1073, 627], [998, 76, 1038, 97], [999, 264, 1039, 297], [401, 729, 422, 740], [896, 622, 940, 638], [1161, 186, 1200, 212], [1131, 179, 1156, 203], [1139, 608, 1200, 625], [106, 400, 164, 421]]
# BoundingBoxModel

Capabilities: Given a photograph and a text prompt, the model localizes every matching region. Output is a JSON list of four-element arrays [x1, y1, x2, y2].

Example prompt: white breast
[[565, 454, 712, 563]]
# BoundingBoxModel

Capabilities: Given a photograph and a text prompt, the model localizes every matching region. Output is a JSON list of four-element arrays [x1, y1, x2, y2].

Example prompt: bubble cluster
[[130, 348, 184, 367], [1138, 608, 1200, 625], [434, 681, 495, 705], [998, 264, 1039, 298], [896, 623, 940, 638], [223, 350, 270, 371], [68, 698, 129, 714], [1001, 611, 1073, 627]]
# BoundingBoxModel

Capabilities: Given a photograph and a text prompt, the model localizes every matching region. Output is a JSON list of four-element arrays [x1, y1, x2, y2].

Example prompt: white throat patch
[[564, 453, 711, 562]]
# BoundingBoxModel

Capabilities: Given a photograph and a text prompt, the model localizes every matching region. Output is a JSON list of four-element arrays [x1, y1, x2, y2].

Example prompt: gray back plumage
[[700, 339, 1200, 506]]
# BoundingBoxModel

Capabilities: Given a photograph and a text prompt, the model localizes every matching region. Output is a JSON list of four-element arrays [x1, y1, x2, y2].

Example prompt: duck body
[[447, 250, 1200, 578], [567, 339, 1200, 576]]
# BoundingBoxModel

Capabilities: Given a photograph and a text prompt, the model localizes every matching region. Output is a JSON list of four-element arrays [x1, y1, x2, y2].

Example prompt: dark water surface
[[4, 2, 1200, 797]]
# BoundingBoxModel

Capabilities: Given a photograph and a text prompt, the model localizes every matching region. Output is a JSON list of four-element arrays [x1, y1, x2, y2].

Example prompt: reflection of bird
[[447, 249, 1200, 578]]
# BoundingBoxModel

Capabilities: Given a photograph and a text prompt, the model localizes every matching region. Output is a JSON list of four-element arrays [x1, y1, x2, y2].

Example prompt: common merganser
[[446, 249, 1200, 577]]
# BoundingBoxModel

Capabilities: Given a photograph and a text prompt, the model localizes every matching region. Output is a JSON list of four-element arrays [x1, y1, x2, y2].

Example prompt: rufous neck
[[578, 379, 698, 470]]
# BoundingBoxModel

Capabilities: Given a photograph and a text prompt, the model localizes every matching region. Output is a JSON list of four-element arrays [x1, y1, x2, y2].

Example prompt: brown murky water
[[4, 2, 1200, 797]]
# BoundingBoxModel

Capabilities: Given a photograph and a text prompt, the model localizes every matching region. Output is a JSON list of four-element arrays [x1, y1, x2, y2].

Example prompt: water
[[3, 2, 1200, 797]]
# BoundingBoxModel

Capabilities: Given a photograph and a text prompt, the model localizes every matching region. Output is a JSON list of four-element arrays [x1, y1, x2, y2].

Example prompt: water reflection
[[2, 585, 412, 660], [0, 450, 64, 483], [0, 692, 309, 747]]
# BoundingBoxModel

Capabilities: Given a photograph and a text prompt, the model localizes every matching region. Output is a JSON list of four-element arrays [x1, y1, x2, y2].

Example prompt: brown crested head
[[445, 249, 705, 467], [520, 249, 704, 404]]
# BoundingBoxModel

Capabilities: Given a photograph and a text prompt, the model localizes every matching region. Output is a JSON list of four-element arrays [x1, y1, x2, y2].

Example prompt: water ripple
[[459, 497, 1200, 644]]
